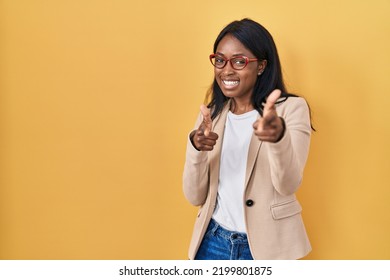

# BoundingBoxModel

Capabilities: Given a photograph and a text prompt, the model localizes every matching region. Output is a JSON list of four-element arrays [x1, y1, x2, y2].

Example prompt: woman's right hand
[[190, 105, 219, 151]]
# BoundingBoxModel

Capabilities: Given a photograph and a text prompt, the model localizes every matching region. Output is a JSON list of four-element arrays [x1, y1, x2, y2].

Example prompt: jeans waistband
[[208, 219, 249, 243]]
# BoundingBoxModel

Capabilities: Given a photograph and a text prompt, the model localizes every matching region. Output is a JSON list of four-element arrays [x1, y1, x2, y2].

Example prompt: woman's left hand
[[253, 89, 285, 143]]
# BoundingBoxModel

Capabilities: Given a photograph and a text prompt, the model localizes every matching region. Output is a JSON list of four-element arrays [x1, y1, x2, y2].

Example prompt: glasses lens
[[211, 55, 226, 68], [231, 57, 247, 70]]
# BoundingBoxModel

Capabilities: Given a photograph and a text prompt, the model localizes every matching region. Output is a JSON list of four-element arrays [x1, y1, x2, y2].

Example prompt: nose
[[222, 60, 235, 75]]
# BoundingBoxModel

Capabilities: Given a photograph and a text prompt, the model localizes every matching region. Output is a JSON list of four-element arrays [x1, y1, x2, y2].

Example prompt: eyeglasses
[[209, 54, 258, 70]]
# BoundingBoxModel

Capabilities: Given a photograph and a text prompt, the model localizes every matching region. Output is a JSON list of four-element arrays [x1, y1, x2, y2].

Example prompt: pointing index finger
[[200, 104, 212, 136], [264, 89, 281, 117], [265, 89, 281, 108]]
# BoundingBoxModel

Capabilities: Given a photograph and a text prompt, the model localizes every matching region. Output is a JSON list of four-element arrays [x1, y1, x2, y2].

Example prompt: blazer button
[[246, 199, 254, 207]]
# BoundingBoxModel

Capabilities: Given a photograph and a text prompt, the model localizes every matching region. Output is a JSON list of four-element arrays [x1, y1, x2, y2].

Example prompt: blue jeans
[[194, 219, 254, 260]]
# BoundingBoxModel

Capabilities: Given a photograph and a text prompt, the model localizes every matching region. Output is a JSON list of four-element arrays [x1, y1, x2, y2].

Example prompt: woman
[[183, 18, 312, 260]]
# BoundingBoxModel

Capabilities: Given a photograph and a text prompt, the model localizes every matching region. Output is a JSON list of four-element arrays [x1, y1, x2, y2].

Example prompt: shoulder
[[276, 96, 309, 113], [211, 100, 231, 122], [278, 96, 307, 107], [276, 96, 310, 124]]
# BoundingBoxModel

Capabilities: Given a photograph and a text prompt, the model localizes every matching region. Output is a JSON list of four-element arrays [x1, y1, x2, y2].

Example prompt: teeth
[[223, 80, 239, 86]]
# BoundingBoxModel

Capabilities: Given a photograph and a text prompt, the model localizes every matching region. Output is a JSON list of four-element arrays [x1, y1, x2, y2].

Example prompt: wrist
[[275, 117, 286, 142], [189, 130, 200, 151]]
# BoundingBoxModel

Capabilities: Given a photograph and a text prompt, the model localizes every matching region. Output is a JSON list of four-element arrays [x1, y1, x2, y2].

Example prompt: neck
[[230, 99, 254, 115]]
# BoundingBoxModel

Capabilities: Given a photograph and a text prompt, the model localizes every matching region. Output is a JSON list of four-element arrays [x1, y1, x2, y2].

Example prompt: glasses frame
[[209, 53, 258, 70]]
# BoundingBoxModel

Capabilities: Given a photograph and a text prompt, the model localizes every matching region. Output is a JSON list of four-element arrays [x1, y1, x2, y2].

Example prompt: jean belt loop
[[211, 219, 219, 236]]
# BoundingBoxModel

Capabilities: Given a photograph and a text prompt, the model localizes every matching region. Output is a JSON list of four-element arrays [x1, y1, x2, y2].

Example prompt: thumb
[[200, 104, 212, 136], [263, 89, 281, 117]]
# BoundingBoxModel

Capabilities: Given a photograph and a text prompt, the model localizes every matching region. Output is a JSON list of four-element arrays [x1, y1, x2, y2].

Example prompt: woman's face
[[214, 34, 265, 104]]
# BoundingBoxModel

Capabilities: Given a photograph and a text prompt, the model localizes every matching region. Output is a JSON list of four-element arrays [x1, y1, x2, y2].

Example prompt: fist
[[191, 105, 219, 151], [253, 89, 285, 142]]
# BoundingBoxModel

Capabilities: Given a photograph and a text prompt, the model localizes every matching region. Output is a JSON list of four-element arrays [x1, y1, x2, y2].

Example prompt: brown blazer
[[183, 96, 312, 260]]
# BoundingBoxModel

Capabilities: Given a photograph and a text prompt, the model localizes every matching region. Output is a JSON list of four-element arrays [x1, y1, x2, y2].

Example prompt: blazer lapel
[[208, 102, 230, 191], [245, 122, 262, 188]]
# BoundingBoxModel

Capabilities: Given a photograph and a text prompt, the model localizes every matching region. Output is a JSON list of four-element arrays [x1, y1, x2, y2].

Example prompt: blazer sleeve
[[182, 112, 210, 206], [267, 97, 312, 196]]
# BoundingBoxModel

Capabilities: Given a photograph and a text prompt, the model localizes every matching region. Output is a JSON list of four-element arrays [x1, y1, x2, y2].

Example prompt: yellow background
[[1, 0, 389, 259]]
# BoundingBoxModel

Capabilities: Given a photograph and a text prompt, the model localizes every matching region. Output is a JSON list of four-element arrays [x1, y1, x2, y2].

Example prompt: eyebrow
[[216, 52, 247, 57]]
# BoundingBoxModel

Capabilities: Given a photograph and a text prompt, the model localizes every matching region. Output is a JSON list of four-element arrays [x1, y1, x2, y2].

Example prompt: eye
[[232, 57, 246, 65], [215, 56, 225, 65]]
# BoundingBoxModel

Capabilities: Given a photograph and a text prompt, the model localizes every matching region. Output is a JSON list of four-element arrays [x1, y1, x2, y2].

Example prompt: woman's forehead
[[216, 35, 254, 57]]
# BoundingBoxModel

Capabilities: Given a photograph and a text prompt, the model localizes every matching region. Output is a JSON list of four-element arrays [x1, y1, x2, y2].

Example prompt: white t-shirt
[[212, 109, 259, 233]]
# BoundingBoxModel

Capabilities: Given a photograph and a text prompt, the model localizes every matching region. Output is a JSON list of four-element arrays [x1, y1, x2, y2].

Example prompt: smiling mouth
[[222, 80, 239, 86]]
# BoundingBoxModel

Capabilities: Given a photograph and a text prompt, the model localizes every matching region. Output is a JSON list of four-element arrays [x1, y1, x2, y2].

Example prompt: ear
[[257, 60, 267, 76]]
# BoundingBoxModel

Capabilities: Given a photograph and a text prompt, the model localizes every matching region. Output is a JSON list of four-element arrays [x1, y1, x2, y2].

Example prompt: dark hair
[[207, 18, 296, 120]]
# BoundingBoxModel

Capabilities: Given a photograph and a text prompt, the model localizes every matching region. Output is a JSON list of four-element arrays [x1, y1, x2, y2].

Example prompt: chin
[[221, 90, 241, 98]]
